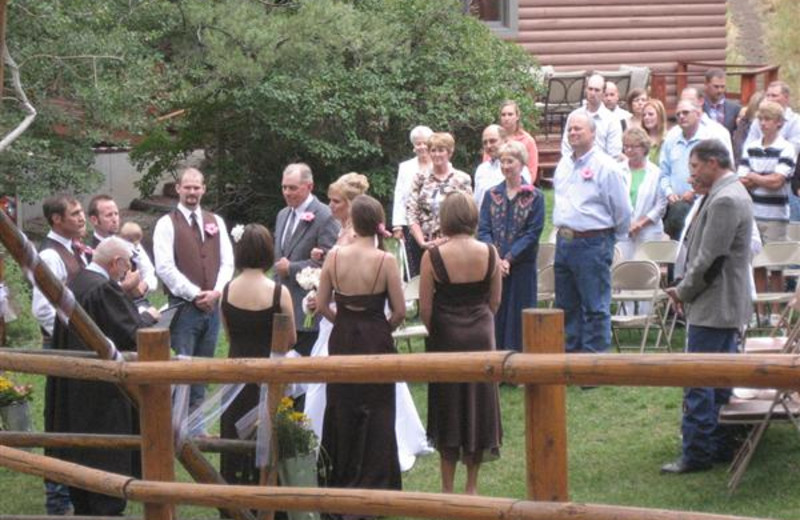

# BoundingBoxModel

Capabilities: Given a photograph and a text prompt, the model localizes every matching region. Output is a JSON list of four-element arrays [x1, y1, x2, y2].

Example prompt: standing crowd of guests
[[27, 66, 800, 517]]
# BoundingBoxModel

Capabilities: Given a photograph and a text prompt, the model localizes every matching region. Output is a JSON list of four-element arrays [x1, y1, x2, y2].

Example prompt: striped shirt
[[737, 135, 797, 221]]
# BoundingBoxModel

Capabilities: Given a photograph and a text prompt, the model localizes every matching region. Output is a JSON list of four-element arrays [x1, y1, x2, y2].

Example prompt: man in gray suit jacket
[[662, 139, 753, 474], [274, 162, 339, 356]]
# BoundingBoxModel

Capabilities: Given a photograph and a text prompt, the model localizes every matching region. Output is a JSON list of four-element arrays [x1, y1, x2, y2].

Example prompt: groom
[[274, 162, 339, 356]]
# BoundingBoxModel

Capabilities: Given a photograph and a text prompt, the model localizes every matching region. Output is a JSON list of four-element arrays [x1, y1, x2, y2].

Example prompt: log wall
[[510, 0, 727, 106]]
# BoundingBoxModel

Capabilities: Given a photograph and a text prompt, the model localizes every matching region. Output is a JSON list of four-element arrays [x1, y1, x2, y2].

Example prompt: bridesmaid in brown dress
[[316, 195, 406, 500], [419, 191, 503, 495], [220, 224, 296, 484]]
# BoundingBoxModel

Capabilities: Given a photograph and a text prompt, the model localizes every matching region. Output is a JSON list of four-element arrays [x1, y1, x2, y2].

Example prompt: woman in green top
[[618, 127, 668, 260]]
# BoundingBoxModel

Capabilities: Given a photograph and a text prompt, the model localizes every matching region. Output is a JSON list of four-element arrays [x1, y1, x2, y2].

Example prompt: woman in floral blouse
[[478, 141, 545, 352], [406, 132, 472, 254]]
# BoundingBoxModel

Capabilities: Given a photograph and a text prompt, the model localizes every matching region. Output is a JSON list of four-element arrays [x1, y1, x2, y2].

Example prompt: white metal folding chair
[[750, 241, 800, 332], [610, 260, 666, 352], [537, 265, 556, 308], [634, 239, 681, 345], [536, 242, 556, 269], [392, 275, 428, 352]]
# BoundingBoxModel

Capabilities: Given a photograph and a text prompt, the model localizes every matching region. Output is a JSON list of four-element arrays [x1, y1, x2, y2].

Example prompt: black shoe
[[660, 458, 712, 474]]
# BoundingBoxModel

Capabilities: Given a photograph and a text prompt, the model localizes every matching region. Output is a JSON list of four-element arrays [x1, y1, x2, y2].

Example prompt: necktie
[[283, 210, 297, 249], [72, 241, 86, 267], [190, 212, 203, 243]]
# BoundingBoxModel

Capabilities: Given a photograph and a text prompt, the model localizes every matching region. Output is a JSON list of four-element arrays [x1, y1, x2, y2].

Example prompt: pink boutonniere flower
[[73, 240, 93, 256], [300, 211, 315, 222], [580, 167, 594, 181], [204, 222, 219, 236], [519, 184, 534, 193]]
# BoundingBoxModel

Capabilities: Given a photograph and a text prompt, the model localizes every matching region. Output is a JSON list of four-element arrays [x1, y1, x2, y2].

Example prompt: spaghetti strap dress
[[321, 253, 402, 491], [220, 280, 282, 485], [426, 245, 502, 464]]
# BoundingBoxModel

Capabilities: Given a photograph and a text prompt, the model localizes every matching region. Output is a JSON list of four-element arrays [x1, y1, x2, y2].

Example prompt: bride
[[305, 172, 431, 471]]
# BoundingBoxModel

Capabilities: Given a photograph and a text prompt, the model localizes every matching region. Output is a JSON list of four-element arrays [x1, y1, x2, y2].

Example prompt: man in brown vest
[[153, 168, 234, 412], [31, 193, 87, 516]]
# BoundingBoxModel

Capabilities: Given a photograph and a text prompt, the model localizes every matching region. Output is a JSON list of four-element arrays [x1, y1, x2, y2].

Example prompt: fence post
[[137, 328, 176, 520], [522, 308, 568, 501], [258, 313, 294, 520]]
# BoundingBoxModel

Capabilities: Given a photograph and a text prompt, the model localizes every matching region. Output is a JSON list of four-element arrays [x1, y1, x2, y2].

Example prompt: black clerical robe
[[44, 268, 156, 514]]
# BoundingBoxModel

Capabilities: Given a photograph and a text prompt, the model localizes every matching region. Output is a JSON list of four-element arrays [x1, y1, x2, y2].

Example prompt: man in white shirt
[[681, 87, 735, 162], [553, 112, 630, 354], [604, 81, 631, 133], [153, 168, 234, 410], [561, 74, 623, 159], [473, 124, 532, 210]]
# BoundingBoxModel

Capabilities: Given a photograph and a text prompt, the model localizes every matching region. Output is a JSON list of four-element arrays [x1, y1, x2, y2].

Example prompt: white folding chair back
[[633, 240, 680, 265], [610, 260, 665, 352], [787, 222, 800, 242], [536, 242, 556, 269], [393, 275, 427, 352], [537, 265, 556, 308], [752, 241, 800, 269]]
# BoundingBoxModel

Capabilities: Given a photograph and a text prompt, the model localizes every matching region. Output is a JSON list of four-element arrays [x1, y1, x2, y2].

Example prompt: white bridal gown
[[304, 314, 432, 471]]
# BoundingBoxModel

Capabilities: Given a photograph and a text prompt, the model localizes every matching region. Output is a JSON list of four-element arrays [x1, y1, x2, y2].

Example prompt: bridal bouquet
[[296, 266, 321, 328]]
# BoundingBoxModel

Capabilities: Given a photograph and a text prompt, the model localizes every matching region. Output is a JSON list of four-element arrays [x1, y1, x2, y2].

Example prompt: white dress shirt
[[392, 157, 429, 228], [561, 103, 623, 159], [282, 193, 315, 245], [553, 147, 631, 239], [153, 203, 234, 301], [32, 230, 86, 336]]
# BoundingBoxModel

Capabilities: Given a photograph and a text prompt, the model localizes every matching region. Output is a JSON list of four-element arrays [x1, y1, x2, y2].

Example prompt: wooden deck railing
[[651, 61, 781, 112]]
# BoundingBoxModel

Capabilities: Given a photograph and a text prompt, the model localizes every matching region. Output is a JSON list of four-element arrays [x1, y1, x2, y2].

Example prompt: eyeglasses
[[676, 110, 693, 117]]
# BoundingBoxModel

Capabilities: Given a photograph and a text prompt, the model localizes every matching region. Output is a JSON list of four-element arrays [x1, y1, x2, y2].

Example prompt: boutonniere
[[73, 241, 93, 256], [519, 184, 534, 194], [580, 167, 594, 181], [300, 211, 315, 222], [204, 222, 219, 236]]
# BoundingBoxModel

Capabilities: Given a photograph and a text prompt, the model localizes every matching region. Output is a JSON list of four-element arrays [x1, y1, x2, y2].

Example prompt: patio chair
[[610, 260, 667, 352], [536, 242, 556, 269], [537, 264, 556, 308], [535, 70, 587, 138], [392, 275, 428, 352], [594, 69, 633, 105]]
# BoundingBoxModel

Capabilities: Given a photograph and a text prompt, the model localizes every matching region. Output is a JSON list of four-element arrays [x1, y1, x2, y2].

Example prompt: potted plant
[[275, 396, 320, 520], [0, 373, 33, 432]]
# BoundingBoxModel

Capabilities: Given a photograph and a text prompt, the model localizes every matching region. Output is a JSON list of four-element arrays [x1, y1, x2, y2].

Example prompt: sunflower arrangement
[[275, 397, 318, 458]]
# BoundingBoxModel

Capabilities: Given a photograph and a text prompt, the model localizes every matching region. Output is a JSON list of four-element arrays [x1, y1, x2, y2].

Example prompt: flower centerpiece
[[296, 267, 322, 328], [0, 373, 34, 432], [275, 397, 320, 520]]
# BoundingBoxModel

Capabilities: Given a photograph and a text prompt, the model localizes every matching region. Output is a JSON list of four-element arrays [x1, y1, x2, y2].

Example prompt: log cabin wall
[[508, 0, 727, 107]]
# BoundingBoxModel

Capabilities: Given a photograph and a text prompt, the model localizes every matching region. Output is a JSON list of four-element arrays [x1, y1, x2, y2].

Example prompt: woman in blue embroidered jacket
[[478, 141, 545, 352]]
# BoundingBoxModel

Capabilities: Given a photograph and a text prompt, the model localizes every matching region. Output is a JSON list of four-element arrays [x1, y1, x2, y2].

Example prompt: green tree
[[0, 0, 175, 201], [131, 0, 542, 223]]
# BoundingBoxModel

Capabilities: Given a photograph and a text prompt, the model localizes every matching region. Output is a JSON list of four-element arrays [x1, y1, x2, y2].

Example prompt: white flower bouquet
[[296, 267, 321, 328]]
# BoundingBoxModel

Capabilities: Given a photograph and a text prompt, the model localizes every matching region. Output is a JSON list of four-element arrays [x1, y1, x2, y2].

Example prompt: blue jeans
[[554, 233, 614, 354], [682, 325, 739, 465], [170, 299, 221, 410], [42, 339, 74, 515]]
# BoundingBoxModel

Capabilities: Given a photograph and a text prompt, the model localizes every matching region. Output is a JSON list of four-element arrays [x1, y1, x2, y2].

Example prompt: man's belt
[[557, 227, 613, 240]]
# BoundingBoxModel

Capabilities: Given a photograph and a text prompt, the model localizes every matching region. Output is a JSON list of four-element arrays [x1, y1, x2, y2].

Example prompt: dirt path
[[728, 0, 769, 64]]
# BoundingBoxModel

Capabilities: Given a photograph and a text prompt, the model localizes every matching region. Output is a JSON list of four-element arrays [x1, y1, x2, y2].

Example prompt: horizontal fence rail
[[0, 446, 771, 520], [1, 349, 798, 388]]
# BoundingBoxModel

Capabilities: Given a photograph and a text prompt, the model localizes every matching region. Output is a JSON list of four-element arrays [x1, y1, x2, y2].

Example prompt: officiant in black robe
[[45, 236, 160, 516]]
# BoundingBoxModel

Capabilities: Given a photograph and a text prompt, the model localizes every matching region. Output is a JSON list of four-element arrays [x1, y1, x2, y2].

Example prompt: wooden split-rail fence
[[0, 210, 797, 520]]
